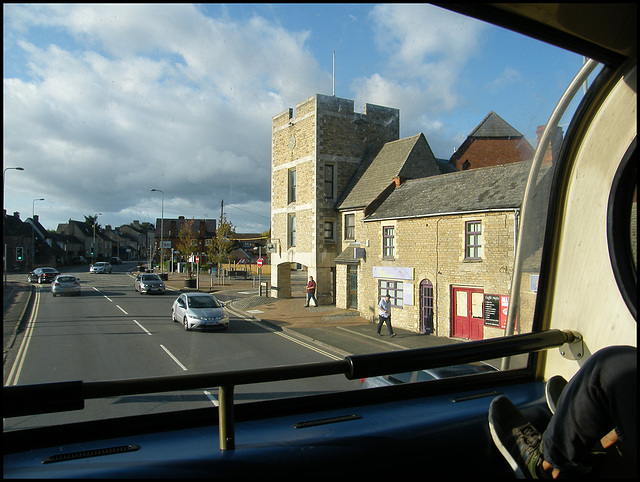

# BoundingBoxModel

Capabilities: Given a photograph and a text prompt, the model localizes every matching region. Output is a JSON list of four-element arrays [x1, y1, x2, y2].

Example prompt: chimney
[[34, 214, 39, 223]]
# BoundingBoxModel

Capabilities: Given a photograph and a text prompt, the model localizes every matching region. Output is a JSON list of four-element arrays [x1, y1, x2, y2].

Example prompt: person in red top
[[305, 275, 317, 307]]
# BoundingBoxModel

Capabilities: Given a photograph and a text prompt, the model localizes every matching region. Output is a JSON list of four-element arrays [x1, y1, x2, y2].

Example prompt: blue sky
[[3, 4, 592, 233]]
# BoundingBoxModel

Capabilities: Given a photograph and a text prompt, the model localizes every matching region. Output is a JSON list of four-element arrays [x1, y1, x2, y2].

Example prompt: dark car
[[27, 267, 60, 284]]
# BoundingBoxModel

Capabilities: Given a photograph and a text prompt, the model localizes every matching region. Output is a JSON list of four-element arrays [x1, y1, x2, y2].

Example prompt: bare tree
[[207, 213, 235, 277], [176, 218, 197, 278]]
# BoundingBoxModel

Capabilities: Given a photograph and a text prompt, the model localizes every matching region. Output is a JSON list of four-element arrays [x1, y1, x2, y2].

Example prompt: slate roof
[[365, 161, 549, 221], [336, 133, 447, 211], [469, 111, 524, 138], [3, 212, 32, 237]]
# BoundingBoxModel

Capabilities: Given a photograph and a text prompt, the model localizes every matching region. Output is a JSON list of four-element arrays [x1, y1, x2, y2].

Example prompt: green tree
[[207, 213, 235, 275], [176, 218, 197, 278]]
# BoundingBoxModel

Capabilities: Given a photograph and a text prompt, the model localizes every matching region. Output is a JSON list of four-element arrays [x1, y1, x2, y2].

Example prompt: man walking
[[377, 294, 396, 337], [305, 275, 317, 307]]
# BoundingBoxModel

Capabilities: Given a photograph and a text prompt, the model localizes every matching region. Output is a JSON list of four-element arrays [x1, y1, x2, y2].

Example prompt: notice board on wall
[[484, 294, 500, 326]]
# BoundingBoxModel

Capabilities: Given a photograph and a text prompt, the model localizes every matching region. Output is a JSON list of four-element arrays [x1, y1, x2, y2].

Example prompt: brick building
[[155, 216, 216, 265], [449, 111, 535, 171]]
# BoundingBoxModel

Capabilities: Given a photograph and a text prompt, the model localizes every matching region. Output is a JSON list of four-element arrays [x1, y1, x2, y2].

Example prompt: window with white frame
[[383, 226, 394, 258], [378, 280, 403, 308], [465, 221, 482, 259], [288, 214, 296, 247], [288, 169, 296, 204]]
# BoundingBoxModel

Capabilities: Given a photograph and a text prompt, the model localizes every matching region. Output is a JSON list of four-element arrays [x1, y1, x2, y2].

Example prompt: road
[[4, 264, 357, 431]]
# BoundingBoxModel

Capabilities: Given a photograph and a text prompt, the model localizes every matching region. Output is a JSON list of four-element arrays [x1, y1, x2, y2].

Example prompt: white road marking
[[160, 344, 188, 371], [203, 390, 219, 406], [246, 319, 342, 360], [133, 320, 152, 335]]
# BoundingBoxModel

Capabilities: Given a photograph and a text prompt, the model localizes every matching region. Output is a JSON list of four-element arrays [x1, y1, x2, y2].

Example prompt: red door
[[452, 287, 484, 340]]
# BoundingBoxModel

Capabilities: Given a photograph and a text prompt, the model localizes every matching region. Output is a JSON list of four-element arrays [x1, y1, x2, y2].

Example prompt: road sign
[[257, 258, 263, 267], [195, 256, 200, 264]]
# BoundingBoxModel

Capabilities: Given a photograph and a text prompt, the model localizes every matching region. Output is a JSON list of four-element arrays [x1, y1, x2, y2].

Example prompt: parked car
[[134, 273, 166, 295], [360, 362, 498, 388], [27, 267, 60, 284], [89, 262, 112, 273], [72, 256, 87, 265], [110, 257, 122, 265], [51, 275, 81, 297], [171, 292, 229, 331]]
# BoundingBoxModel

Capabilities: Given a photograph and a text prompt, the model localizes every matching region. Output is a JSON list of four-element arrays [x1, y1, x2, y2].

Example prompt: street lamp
[[150, 189, 164, 275], [32, 198, 44, 268], [3, 167, 24, 286], [3, 166, 24, 209], [93, 212, 102, 263]]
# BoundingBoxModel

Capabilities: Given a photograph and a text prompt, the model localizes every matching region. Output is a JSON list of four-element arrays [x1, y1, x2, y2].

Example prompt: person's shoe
[[377, 333, 382, 336], [489, 395, 552, 479], [545, 375, 567, 415], [390, 333, 396, 338], [304, 305, 309, 307]]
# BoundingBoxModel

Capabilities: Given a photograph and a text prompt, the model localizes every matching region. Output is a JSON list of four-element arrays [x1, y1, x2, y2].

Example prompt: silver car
[[360, 362, 498, 388], [134, 273, 166, 295], [89, 262, 112, 273], [171, 292, 229, 331], [51, 275, 81, 296]]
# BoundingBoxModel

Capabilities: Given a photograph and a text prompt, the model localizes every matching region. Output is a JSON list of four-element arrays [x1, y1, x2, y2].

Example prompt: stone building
[[270, 94, 400, 303], [341, 161, 552, 340], [270, 94, 551, 340]]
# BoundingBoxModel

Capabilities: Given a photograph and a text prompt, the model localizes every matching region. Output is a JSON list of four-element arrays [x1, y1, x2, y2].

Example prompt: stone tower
[[270, 94, 399, 303]]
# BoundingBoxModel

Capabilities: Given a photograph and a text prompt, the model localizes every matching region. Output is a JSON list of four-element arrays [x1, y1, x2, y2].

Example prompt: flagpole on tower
[[332, 50, 335, 96]]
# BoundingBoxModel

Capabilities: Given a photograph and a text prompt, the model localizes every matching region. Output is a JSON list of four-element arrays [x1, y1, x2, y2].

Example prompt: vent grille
[[42, 444, 140, 464], [293, 414, 362, 429]]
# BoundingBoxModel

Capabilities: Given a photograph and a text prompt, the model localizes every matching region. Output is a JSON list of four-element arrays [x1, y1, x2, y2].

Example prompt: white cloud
[[352, 4, 486, 144], [3, 4, 329, 231]]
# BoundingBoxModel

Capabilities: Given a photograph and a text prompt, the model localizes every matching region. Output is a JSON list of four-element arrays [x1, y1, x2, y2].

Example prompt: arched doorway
[[419, 279, 434, 334]]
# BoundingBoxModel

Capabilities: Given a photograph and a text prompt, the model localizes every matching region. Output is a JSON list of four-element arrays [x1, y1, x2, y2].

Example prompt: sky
[[3, 4, 591, 234]]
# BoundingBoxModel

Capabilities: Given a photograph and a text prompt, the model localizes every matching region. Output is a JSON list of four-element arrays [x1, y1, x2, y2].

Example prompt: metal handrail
[[3, 329, 581, 449]]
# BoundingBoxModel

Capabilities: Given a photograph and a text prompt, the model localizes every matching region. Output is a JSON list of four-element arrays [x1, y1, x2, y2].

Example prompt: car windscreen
[[188, 296, 222, 309], [56, 276, 76, 283]]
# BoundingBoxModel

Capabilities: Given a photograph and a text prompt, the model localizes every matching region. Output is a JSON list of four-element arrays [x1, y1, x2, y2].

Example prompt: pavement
[[3, 270, 460, 366]]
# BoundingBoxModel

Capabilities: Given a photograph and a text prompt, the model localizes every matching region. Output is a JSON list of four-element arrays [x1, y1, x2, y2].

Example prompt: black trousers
[[377, 315, 394, 335], [543, 345, 637, 471]]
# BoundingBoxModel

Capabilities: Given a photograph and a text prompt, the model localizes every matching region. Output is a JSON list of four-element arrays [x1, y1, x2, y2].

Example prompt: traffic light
[[16, 246, 23, 261], [90, 245, 94, 256]]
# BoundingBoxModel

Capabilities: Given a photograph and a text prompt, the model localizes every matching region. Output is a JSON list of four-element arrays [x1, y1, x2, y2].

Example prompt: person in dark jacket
[[305, 276, 317, 307]]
